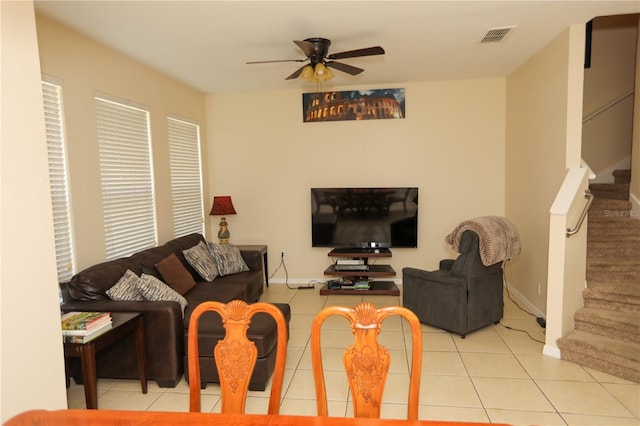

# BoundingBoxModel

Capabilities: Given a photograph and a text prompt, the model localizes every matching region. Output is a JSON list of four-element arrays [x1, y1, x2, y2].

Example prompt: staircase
[[557, 169, 640, 383]]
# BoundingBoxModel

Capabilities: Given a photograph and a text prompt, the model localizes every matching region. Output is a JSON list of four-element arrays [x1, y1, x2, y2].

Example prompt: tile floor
[[66, 284, 640, 425]]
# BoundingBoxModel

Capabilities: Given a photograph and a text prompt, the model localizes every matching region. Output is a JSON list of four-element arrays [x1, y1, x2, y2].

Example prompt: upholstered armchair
[[402, 230, 505, 338]]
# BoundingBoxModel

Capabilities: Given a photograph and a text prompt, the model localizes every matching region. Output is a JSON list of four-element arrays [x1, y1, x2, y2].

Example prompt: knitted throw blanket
[[445, 216, 521, 266]]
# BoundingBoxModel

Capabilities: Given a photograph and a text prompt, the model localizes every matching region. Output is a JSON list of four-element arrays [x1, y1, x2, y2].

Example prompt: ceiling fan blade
[[325, 61, 364, 76], [246, 59, 306, 64], [285, 64, 308, 80], [293, 40, 317, 57], [327, 46, 385, 60]]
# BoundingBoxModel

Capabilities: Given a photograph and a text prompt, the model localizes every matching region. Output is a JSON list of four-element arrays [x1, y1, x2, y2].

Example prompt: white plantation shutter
[[96, 97, 157, 259], [42, 81, 75, 282], [168, 117, 204, 237]]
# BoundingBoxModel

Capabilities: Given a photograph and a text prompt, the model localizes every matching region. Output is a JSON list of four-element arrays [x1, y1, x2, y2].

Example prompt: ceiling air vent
[[481, 26, 516, 43]]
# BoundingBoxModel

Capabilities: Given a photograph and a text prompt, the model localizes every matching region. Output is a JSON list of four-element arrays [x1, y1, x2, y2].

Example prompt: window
[[168, 117, 204, 237], [95, 96, 157, 259], [42, 81, 75, 282]]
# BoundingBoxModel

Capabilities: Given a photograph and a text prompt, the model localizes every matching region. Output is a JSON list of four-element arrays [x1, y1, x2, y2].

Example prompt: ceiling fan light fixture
[[300, 65, 314, 81], [313, 63, 333, 81]]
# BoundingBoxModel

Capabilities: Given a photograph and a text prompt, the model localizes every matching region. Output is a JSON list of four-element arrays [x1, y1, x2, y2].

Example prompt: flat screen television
[[311, 187, 418, 248]]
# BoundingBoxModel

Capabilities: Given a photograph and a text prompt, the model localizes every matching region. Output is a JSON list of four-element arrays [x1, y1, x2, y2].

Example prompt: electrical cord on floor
[[269, 253, 315, 289], [269, 252, 294, 289], [498, 260, 546, 345]]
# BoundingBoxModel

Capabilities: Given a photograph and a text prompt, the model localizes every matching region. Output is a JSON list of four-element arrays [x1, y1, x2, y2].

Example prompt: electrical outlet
[[537, 282, 541, 295], [280, 251, 285, 259]]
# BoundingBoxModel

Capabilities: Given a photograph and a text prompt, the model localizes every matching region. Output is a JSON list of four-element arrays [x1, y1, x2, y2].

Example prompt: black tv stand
[[321, 248, 398, 296]]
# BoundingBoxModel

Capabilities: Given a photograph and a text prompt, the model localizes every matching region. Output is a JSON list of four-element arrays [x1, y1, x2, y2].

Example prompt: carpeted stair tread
[[588, 198, 632, 218], [587, 244, 640, 258], [586, 270, 640, 284], [612, 169, 631, 184], [583, 283, 640, 311], [557, 330, 640, 383], [589, 183, 630, 200], [574, 308, 639, 344]]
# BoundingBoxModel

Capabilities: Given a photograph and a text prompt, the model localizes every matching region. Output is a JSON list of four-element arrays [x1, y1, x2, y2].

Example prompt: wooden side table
[[64, 312, 147, 409], [237, 244, 268, 287]]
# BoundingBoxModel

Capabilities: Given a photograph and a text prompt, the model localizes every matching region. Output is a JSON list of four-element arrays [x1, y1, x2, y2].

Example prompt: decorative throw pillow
[[155, 253, 196, 295], [207, 242, 249, 276], [138, 274, 188, 315], [183, 241, 218, 282], [106, 269, 144, 301]]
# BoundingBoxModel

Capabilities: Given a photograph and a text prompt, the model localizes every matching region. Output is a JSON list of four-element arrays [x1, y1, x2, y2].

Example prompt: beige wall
[[582, 14, 638, 181], [1, 2, 67, 421], [36, 14, 208, 271], [505, 26, 584, 313], [632, 18, 640, 211], [206, 79, 506, 283]]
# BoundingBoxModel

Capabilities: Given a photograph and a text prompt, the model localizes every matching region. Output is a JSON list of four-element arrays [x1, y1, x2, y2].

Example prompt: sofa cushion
[[155, 253, 196, 295], [183, 241, 218, 282], [208, 243, 249, 276], [106, 269, 144, 301], [184, 303, 291, 358], [138, 273, 188, 314]]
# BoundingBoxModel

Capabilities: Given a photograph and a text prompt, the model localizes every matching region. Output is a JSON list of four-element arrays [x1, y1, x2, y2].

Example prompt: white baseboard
[[504, 282, 545, 318]]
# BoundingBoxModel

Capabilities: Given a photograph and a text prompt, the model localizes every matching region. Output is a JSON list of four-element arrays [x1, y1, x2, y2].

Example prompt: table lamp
[[209, 196, 237, 244]]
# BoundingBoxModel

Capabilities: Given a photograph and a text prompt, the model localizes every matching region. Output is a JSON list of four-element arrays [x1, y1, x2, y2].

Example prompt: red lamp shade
[[209, 196, 237, 216]]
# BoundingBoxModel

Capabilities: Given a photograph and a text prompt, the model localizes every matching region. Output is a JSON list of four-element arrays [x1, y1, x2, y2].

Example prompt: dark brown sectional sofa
[[60, 233, 290, 390]]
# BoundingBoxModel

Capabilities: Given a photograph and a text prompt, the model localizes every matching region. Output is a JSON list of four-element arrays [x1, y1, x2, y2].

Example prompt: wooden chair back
[[311, 302, 422, 420], [187, 300, 287, 414]]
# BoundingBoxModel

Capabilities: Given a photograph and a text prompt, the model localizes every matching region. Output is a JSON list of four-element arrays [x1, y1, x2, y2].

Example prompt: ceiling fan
[[246, 38, 385, 81]]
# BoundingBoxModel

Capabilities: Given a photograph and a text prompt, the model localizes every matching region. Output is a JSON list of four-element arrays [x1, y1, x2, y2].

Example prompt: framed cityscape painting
[[302, 88, 405, 122]]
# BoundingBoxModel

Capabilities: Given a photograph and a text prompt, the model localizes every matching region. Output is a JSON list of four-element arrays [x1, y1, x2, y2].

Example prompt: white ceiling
[[35, 1, 640, 94]]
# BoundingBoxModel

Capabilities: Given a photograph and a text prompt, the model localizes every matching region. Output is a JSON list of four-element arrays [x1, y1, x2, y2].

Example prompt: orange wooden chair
[[187, 300, 287, 414], [311, 302, 423, 420]]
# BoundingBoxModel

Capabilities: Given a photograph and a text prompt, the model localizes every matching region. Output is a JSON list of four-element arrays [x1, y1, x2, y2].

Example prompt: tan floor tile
[[419, 405, 490, 423], [279, 398, 347, 417], [419, 375, 482, 408], [486, 408, 566, 425], [601, 382, 640, 417], [290, 290, 327, 302], [460, 352, 528, 378], [287, 333, 310, 347], [97, 389, 164, 411], [417, 331, 458, 351], [288, 313, 315, 330], [515, 353, 595, 381], [584, 366, 639, 384], [284, 345, 305, 369], [285, 369, 349, 401], [378, 315, 405, 331], [561, 413, 640, 425], [421, 351, 468, 376], [288, 301, 327, 315], [362, 295, 401, 306], [497, 329, 545, 354], [380, 372, 414, 404], [66, 387, 87, 409], [453, 327, 510, 353], [378, 329, 408, 350], [472, 377, 554, 411], [146, 391, 192, 412], [535, 379, 635, 418]]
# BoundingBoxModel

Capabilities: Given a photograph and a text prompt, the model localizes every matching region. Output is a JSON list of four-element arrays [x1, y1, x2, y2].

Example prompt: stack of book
[[61, 311, 112, 343]]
